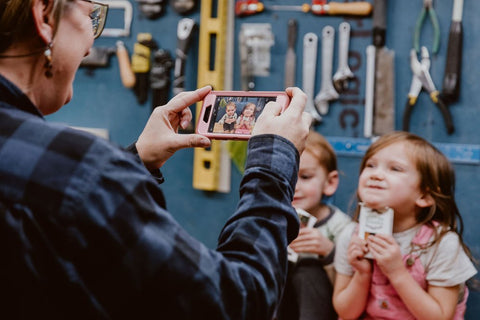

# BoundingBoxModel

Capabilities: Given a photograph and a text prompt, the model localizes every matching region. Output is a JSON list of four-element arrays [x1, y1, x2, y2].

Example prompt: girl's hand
[[347, 234, 371, 275], [289, 228, 334, 257], [367, 234, 405, 278]]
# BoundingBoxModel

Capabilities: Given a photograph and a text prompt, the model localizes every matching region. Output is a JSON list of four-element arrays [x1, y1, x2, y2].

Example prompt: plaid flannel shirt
[[0, 74, 300, 319]]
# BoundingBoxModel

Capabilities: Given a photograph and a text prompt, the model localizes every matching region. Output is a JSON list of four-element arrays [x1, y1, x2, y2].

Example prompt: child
[[276, 130, 352, 320], [333, 131, 477, 320], [235, 102, 256, 134], [218, 101, 237, 133]]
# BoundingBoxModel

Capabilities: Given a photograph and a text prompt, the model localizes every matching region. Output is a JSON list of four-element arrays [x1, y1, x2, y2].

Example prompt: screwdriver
[[269, 1, 373, 16], [442, 0, 463, 103]]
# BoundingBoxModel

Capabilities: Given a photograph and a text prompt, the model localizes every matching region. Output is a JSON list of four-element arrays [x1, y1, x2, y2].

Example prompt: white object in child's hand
[[358, 203, 394, 259], [296, 208, 317, 228]]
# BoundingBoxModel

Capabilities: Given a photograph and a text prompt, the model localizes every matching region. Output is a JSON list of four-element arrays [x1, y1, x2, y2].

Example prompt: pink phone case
[[196, 91, 290, 140]]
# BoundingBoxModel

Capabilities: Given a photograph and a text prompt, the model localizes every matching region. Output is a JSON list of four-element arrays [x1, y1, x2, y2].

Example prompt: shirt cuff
[[125, 141, 165, 184]]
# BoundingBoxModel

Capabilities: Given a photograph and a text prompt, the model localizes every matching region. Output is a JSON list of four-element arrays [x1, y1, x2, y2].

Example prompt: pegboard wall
[[46, 0, 480, 316]]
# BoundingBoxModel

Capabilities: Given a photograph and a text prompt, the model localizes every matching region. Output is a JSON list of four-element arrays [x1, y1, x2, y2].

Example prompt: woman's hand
[[136, 86, 212, 169], [252, 87, 311, 153], [289, 227, 334, 257]]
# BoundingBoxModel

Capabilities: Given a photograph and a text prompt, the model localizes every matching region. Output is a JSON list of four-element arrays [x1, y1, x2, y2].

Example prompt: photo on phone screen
[[208, 95, 277, 136]]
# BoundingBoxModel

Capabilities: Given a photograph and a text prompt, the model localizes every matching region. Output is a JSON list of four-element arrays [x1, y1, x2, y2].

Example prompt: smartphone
[[196, 91, 290, 140]]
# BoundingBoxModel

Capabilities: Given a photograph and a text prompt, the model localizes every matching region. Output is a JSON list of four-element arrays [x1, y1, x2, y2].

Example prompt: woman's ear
[[323, 170, 339, 197], [416, 192, 434, 208], [31, 0, 54, 44]]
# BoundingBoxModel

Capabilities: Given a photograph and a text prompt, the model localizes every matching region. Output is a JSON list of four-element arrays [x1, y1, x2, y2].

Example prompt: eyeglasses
[[81, 0, 109, 39]]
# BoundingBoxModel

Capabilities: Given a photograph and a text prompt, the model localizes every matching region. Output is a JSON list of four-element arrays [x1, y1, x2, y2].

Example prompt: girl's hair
[[240, 102, 256, 115], [0, 0, 70, 53], [303, 130, 337, 173], [355, 131, 473, 260]]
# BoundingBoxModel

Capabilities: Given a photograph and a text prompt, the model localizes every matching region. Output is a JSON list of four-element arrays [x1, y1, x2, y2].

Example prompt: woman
[[0, 0, 312, 319]]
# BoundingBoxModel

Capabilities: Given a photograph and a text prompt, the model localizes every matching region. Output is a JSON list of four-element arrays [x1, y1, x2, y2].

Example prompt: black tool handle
[[402, 100, 414, 132], [436, 98, 455, 134], [287, 19, 297, 50], [173, 18, 196, 96], [442, 20, 463, 103], [373, 0, 387, 47]]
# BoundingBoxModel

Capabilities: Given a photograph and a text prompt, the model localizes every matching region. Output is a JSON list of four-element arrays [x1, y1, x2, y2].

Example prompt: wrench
[[302, 32, 322, 122], [314, 25, 339, 115], [333, 22, 354, 93]]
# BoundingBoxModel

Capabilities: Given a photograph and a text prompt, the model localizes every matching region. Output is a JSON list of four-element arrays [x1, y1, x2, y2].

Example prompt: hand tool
[[135, 0, 166, 19], [235, 0, 373, 17], [172, 0, 197, 14], [239, 23, 274, 91], [442, 0, 463, 103], [284, 19, 298, 89], [333, 22, 354, 93], [413, 0, 440, 55], [101, 0, 132, 37], [371, 0, 395, 136], [235, 0, 264, 16], [403, 47, 454, 134], [193, 0, 232, 192], [150, 49, 173, 111], [116, 41, 136, 88], [314, 25, 339, 115], [302, 32, 322, 123], [269, 1, 373, 16], [364, 45, 375, 138], [173, 18, 196, 96], [80, 42, 135, 89], [131, 33, 156, 104]]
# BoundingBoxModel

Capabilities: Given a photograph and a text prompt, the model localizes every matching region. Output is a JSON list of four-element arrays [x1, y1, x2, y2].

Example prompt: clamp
[[403, 47, 454, 134], [414, 0, 440, 55]]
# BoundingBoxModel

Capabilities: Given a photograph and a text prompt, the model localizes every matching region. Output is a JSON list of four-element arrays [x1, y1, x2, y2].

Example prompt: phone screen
[[208, 96, 277, 135]]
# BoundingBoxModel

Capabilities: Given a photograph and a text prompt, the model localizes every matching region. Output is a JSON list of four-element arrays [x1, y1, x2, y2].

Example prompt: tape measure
[[192, 0, 233, 192]]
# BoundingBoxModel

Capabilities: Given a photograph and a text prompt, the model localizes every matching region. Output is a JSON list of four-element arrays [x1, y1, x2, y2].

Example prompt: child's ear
[[416, 192, 434, 208], [323, 170, 339, 197], [32, 0, 54, 44]]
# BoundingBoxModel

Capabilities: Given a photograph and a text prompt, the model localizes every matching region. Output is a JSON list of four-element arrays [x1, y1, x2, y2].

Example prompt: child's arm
[[333, 233, 372, 318], [369, 234, 459, 320]]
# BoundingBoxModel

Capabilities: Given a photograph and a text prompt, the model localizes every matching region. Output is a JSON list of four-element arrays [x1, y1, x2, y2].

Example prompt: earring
[[44, 42, 53, 78]]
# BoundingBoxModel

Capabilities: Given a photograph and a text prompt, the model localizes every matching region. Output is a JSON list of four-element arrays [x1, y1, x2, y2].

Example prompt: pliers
[[414, 0, 441, 55], [403, 47, 454, 134]]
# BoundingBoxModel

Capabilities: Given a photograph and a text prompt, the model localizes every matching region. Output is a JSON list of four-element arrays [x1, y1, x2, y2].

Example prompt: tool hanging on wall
[[193, 0, 233, 192], [413, 0, 440, 55], [235, 0, 373, 17], [136, 0, 166, 19], [131, 33, 157, 104], [314, 25, 339, 115], [442, 0, 463, 104], [302, 32, 322, 123], [80, 41, 136, 89], [284, 19, 298, 89], [150, 49, 173, 111], [172, 0, 197, 14], [173, 18, 196, 96], [369, 0, 395, 137], [333, 22, 354, 93], [101, 0, 132, 37], [238, 23, 274, 91], [403, 47, 454, 134]]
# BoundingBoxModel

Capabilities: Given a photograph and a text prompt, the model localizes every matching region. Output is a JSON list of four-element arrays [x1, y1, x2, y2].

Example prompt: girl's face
[[293, 150, 334, 214], [358, 141, 424, 215], [39, 0, 95, 115], [243, 105, 255, 117]]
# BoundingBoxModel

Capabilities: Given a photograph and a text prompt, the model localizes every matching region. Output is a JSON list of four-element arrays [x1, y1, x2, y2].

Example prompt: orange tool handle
[[116, 41, 136, 88], [312, 1, 373, 16]]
